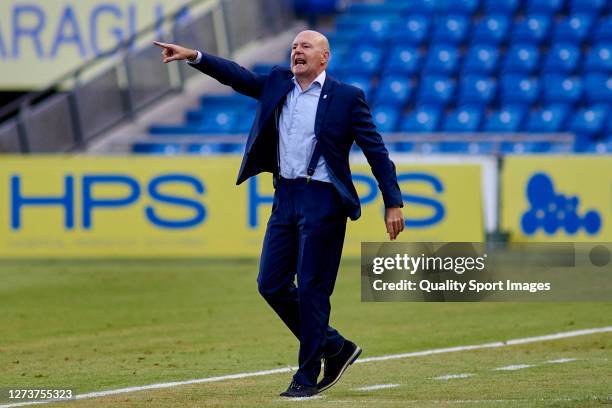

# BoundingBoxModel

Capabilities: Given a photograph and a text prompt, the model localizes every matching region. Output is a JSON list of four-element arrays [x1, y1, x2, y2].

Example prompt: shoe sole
[[317, 346, 362, 393]]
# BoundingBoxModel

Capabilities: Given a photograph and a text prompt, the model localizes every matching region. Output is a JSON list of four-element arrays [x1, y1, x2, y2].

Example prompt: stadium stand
[[138, 0, 611, 154], [1, 0, 609, 155]]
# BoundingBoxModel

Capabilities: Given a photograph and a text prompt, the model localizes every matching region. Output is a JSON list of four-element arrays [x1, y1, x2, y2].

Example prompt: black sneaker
[[279, 380, 318, 398], [317, 340, 362, 393]]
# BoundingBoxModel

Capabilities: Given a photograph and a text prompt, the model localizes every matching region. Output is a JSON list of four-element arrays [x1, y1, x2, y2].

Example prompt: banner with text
[[0, 0, 192, 89], [0, 156, 484, 257]]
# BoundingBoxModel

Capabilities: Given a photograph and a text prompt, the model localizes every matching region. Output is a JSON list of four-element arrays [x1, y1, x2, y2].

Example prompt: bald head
[[290, 30, 331, 88], [295, 30, 329, 52]]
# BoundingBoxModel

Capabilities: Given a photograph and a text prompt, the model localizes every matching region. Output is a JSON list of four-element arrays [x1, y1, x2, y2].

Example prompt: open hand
[[385, 207, 405, 241], [153, 41, 198, 63]]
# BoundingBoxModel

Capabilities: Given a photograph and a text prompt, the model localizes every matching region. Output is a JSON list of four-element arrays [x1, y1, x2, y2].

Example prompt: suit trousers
[[257, 177, 347, 387]]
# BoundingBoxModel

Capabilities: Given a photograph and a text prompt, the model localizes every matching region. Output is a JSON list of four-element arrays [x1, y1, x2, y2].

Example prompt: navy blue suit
[[190, 53, 402, 386]]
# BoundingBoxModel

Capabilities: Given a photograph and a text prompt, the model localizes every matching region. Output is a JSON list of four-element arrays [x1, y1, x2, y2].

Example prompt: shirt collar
[[292, 70, 327, 92]]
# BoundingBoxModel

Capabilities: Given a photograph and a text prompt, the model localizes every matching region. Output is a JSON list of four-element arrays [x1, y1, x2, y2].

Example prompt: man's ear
[[322, 50, 330, 65]]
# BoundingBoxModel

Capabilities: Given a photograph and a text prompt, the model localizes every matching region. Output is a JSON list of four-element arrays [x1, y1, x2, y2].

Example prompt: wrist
[[188, 50, 198, 62]]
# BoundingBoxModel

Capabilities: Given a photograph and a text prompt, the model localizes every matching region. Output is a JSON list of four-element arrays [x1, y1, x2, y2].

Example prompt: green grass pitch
[[1, 258, 610, 407]]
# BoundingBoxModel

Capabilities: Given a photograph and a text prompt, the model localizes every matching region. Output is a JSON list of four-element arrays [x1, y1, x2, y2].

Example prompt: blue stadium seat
[[569, 0, 607, 15], [347, 2, 408, 15], [393, 141, 416, 152], [546, 142, 574, 153], [223, 143, 245, 154], [499, 142, 521, 154], [198, 111, 242, 134], [440, 141, 496, 153], [526, 104, 570, 132], [470, 142, 497, 154], [436, 0, 480, 15], [432, 15, 470, 43], [327, 53, 347, 77], [594, 17, 612, 41], [483, 105, 527, 131], [359, 17, 399, 44], [500, 142, 552, 153], [552, 14, 595, 43], [585, 73, 612, 103], [511, 15, 552, 44], [542, 75, 583, 103], [399, 105, 442, 132], [442, 105, 484, 132], [500, 75, 541, 103], [526, 0, 565, 14], [133, 143, 182, 154], [374, 76, 413, 105], [200, 94, 256, 110], [384, 45, 421, 75], [503, 44, 540, 73], [390, 15, 431, 44], [417, 76, 457, 105], [569, 105, 608, 138], [472, 15, 511, 44], [149, 93, 256, 136], [418, 142, 445, 153], [149, 125, 199, 135], [407, 0, 439, 15], [424, 44, 460, 74], [583, 136, 612, 154], [543, 43, 581, 73], [186, 143, 243, 155], [343, 75, 373, 100], [459, 75, 497, 105], [345, 45, 384, 75], [372, 105, 402, 132], [584, 43, 612, 72], [484, 0, 520, 14], [335, 15, 365, 31], [606, 115, 612, 134], [326, 31, 356, 49], [463, 44, 500, 74]]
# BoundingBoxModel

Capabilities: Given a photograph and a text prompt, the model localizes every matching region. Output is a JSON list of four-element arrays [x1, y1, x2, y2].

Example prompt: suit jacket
[[190, 53, 403, 220]]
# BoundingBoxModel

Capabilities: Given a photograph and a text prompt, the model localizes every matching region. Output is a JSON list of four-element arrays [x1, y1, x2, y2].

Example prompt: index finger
[[387, 222, 397, 240], [153, 41, 170, 49]]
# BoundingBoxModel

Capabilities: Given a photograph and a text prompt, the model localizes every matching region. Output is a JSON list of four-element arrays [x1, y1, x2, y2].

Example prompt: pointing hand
[[153, 41, 198, 63]]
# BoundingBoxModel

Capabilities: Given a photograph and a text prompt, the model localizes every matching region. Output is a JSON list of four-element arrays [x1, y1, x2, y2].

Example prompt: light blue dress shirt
[[190, 52, 330, 182], [279, 71, 330, 182]]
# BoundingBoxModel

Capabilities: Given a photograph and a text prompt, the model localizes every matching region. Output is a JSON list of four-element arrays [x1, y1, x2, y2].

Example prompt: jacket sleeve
[[189, 52, 266, 100], [351, 89, 403, 208]]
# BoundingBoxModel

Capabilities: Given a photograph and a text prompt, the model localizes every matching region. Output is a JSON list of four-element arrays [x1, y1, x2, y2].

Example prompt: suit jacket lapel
[[314, 76, 335, 138], [262, 77, 294, 126]]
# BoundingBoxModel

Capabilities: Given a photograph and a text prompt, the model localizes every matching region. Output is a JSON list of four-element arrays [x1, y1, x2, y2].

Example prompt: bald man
[[155, 30, 404, 398]]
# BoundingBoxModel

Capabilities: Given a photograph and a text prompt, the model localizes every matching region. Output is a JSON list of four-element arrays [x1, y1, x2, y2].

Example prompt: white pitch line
[[355, 326, 612, 364], [282, 395, 324, 402], [546, 358, 578, 364], [433, 373, 475, 380], [353, 384, 399, 392], [1, 326, 610, 408], [494, 364, 534, 371]]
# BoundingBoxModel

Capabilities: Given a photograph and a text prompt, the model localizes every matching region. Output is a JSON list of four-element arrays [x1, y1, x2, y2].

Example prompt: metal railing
[[126, 132, 576, 156], [0, 0, 293, 154]]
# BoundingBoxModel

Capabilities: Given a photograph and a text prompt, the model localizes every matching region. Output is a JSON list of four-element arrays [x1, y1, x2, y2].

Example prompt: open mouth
[[294, 58, 306, 67]]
